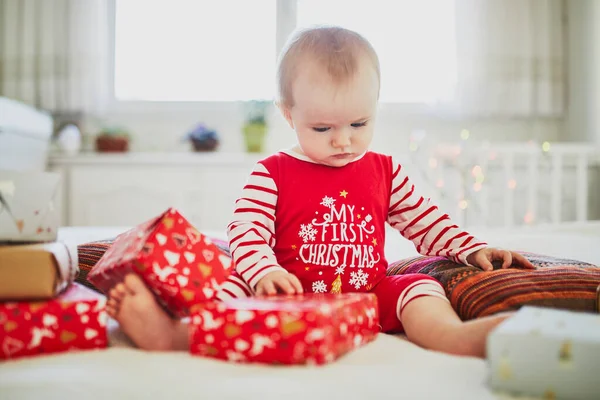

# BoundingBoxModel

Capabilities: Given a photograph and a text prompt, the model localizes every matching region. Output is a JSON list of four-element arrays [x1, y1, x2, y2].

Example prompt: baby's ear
[[275, 101, 294, 129]]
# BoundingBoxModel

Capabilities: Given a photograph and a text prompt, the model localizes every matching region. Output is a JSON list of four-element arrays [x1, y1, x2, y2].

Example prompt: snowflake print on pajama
[[349, 270, 369, 290], [298, 224, 317, 243], [312, 280, 327, 293]]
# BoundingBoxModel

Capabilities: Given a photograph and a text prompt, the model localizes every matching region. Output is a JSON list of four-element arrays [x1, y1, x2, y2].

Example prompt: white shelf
[[48, 151, 267, 167]]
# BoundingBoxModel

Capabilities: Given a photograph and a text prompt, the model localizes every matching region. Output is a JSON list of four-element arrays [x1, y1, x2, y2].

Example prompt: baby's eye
[[313, 127, 330, 132], [351, 121, 368, 128]]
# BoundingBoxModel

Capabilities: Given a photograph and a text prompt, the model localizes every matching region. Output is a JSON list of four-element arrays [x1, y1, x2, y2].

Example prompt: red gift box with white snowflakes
[[87, 208, 233, 317], [189, 292, 379, 365], [0, 283, 108, 360]]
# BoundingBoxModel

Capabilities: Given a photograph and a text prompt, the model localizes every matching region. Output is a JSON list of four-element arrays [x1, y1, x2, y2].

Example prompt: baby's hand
[[255, 270, 303, 296], [466, 247, 536, 271]]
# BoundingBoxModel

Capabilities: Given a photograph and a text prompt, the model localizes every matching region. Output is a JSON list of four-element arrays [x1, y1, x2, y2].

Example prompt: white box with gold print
[[487, 306, 600, 400]]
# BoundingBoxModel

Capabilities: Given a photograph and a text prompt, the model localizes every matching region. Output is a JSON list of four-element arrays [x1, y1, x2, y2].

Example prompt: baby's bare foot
[[106, 282, 127, 318], [111, 274, 177, 351]]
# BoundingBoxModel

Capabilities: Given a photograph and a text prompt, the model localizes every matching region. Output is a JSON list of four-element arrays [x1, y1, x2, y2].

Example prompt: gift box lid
[[101, 209, 170, 266], [0, 241, 79, 300], [0, 170, 60, 242], [200, 293, 376, 313], [490, 306, 600, 342]]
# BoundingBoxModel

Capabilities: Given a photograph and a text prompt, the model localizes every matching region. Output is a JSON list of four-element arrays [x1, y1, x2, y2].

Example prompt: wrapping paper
[[0, 171, 60, 243], [88, 208, 233, 317], [190, 293, 379, 365], [488, 306, 600, 399], [1, 283, 108, 360], [0, 242, 78, 300]]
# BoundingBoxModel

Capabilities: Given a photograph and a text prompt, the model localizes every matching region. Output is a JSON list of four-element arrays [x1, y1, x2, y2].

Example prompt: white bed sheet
[[3, 224, 599, 400]]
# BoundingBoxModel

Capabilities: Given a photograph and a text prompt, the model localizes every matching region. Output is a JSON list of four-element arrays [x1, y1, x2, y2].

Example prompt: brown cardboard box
[[0, 242, 78, 300]]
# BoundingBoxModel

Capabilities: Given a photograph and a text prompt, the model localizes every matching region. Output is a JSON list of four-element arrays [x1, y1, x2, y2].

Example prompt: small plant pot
[[243, 123, 267, 153], [95, 135, 129, 152], [191, 137, 219, 152]]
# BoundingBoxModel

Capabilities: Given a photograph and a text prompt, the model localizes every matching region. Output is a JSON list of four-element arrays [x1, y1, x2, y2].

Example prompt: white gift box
[[487, 306, 600, 400], [0, 97, 53, 171], [0, 171, 60, 242]]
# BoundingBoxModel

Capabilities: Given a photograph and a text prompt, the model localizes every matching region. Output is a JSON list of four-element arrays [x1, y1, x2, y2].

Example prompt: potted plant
[[242, 100, 269, 153], [183, 123, 220, 152], [95, 127, 130, 153]]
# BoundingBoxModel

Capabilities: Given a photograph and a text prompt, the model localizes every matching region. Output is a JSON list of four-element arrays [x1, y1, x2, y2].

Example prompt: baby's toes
[[106, 304, 116, 318], [111, 283, 127, 300]]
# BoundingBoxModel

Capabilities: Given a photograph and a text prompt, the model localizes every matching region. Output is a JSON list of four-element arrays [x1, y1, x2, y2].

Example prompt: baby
[[107, 26, 534, 358]]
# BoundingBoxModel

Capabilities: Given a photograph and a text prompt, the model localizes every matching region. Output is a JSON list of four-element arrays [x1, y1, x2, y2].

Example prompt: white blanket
[[2, 224, 599, 400]]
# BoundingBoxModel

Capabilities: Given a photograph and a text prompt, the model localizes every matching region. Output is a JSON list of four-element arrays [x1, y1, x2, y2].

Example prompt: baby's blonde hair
[[276, 25, 381, 108]]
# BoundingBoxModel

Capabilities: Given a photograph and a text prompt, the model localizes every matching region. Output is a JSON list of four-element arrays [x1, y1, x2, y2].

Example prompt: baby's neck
[[291, 145, 304, 156]]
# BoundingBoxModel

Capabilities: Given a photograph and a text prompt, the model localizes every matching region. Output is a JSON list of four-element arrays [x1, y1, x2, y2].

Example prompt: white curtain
[[0, 0, 111, 115], [454, 0, 565, 117]]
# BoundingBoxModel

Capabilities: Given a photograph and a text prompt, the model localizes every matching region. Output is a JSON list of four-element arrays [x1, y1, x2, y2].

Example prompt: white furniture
[[0, 97, 53, 171], [48, 144, 600, 232], [48, 152, 263, 231], [414, 142, 600, 228]]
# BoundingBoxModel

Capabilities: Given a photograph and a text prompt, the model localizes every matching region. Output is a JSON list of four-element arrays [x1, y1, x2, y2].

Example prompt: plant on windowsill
[[242, 100, 269, 153], [183, 123, 220, 152], [95, 127, 130, 153]]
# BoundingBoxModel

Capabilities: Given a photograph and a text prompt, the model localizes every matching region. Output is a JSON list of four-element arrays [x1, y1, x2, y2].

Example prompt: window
[[113, 0, 456, 104], [114, 0, 276, 101], [296, 0, 457, 104]]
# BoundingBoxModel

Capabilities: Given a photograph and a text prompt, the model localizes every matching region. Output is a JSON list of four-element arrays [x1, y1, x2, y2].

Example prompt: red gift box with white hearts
[[0, 283, 107, 360], [87, 208, 233, 317], [189, 293, 379, 365]]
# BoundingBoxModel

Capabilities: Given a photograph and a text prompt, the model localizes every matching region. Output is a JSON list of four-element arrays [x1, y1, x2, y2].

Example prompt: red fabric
[[263, 152, 392, 293], [87, 208, 234, 317], [372, 274, 442, 333], [189, 293, 379, 365], [0, 283, 107, 360]]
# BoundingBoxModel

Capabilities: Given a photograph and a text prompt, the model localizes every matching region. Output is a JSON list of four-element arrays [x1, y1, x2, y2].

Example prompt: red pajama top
[[227, 150, 487, 294]]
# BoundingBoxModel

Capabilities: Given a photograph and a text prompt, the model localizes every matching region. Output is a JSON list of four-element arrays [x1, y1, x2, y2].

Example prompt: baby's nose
[[331, 129, 351, 148]]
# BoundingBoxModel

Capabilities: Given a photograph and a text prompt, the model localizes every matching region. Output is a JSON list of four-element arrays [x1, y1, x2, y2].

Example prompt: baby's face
[[283, 58, 379, 167]]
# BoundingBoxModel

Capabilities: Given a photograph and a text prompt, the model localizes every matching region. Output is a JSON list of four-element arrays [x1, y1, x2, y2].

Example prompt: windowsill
[[48, 151, 267, 166]]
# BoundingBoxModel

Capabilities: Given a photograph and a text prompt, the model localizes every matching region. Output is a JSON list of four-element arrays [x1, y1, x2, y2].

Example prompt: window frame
[[107, 0, 454, 115]]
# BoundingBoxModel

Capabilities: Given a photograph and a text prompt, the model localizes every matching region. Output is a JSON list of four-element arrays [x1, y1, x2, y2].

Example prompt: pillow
[[77, 239, 114, 292], [386, 253, 600, 320], [76, 236, 232, 292]]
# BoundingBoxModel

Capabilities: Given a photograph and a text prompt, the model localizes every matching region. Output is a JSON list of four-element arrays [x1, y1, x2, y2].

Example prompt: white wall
[[82, 101, 564, 155]]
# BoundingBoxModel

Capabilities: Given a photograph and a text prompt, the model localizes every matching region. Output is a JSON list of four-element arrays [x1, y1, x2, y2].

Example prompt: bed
[[2, 224, 599, 400]]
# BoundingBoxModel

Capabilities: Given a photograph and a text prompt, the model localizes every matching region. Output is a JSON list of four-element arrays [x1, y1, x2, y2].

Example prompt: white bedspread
[[2, 224, 599, 400], [1, 329, 514, 400]]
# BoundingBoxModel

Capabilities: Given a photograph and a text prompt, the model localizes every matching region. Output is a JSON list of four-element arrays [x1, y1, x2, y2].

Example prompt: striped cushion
[[76, 236, 232, 292], [387, 253, 600, 320], [77, 239, 114, 292]]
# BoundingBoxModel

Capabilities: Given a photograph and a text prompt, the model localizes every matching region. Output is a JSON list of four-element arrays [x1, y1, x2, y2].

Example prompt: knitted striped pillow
[[386, 253, 600, 320]]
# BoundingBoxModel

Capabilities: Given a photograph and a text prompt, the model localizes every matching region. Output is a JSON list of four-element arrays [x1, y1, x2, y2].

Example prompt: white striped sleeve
[[386, 160, 487, 265], [227, 163, 286, 289]]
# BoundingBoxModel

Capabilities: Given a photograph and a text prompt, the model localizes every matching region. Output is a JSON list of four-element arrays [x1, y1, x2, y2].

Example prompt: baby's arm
[[227, 162, 300, 293], [386, 159, 486, 265]]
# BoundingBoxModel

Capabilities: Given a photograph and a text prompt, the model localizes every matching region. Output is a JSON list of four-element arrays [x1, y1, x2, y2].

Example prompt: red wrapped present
[[0, 283, 107, 360], [189, 293, 379, 365], [87, 208, 233, 317]]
